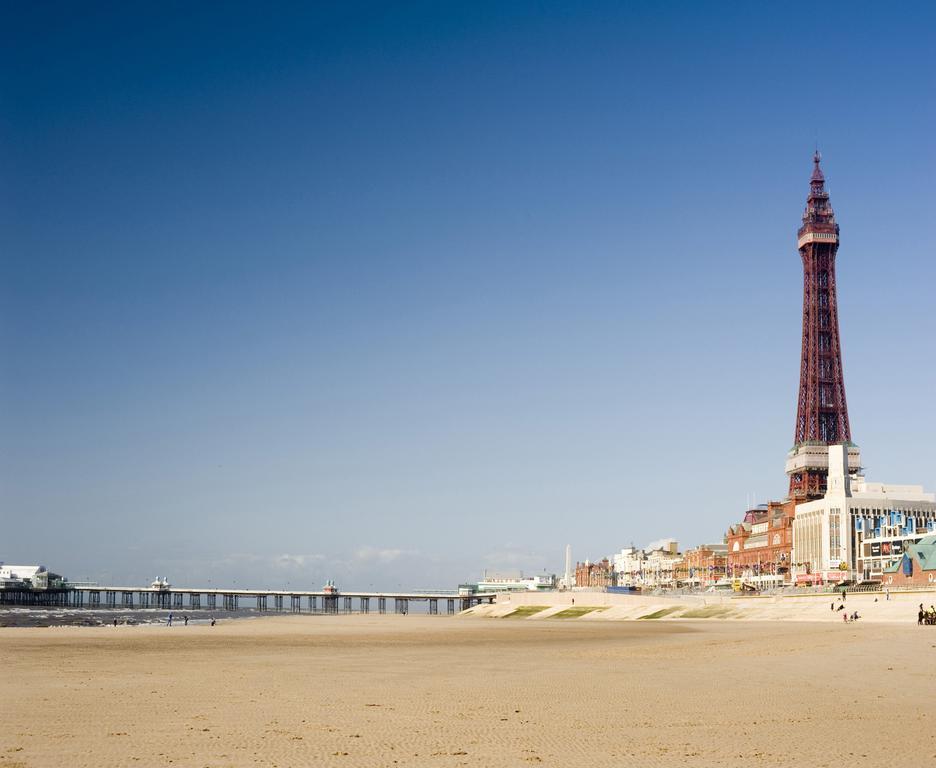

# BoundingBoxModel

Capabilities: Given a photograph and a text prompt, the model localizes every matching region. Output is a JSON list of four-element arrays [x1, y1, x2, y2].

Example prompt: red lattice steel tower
[[785, 152, 860, 501]]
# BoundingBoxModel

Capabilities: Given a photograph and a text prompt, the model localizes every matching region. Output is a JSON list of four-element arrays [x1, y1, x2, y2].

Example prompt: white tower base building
[[792, 445, 936, 583]]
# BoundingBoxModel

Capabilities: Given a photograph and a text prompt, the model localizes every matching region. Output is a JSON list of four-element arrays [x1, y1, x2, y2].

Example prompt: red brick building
[[680, 544, 728, 585], [575, 559, 613, 588], [725, 500, 795, 584]]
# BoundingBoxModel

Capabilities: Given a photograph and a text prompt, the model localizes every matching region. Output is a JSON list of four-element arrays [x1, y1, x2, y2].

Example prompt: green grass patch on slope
[[679, 605, 735, 619], [503, 605, 548, 618], [551, 606, 608, 619], [637, 606, 684, 620]]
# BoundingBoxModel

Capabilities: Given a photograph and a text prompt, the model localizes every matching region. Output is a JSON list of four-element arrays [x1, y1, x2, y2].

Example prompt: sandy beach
[[2, 611, 935, 768]]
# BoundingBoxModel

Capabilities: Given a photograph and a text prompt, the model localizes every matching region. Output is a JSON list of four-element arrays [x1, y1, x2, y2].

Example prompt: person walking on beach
[[167, 612, 173, 627], [183, 615, 189, 626], [918, 607, 924, 625]]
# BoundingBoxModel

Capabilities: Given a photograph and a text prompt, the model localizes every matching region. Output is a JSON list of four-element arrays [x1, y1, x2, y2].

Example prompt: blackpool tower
[[785, 152, 860, 501]]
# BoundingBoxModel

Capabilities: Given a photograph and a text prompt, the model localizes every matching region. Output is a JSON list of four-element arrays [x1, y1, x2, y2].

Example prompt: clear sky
[[2, 2, 935, 590]]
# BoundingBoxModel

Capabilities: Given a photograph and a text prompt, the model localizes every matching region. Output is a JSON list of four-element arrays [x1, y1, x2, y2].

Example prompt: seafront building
[[680, 543, 728, 586], [641, 541, 682, 588], [791, 444, 936, 583], [725, 501, 795, 587], [0, 564, 63, 591], [611, 547, 644, 586], [462, 573, 557, 594], [858, 528, 936, 581], [574, 559, 613, 588], [881, 536, 936, 588], [606, 540, 685, 589]]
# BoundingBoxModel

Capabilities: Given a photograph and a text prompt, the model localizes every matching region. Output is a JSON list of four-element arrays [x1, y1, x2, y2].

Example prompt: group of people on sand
[[831, 593, 859, 622], [825, 593, 936, 625], [109, 614, 216, 627], [165, 612, 215, 627]]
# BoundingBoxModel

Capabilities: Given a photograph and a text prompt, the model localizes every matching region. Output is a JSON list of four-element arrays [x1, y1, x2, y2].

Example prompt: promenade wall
[[472, 588, 936, 622]]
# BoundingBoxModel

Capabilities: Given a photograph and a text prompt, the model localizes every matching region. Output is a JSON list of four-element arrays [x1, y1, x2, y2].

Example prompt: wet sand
[[1, 615, 934, 767]]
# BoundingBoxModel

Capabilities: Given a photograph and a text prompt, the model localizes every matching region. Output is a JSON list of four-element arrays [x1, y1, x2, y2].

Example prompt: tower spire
[[786, 152, 859, 501], [811, 149, 823, 181]]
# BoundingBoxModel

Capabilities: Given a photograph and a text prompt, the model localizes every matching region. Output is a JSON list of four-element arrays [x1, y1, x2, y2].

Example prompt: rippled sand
[[1, 615, 933, 767]]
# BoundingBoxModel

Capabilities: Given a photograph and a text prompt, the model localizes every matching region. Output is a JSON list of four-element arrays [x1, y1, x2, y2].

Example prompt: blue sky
[[2, 2, 935, 589]]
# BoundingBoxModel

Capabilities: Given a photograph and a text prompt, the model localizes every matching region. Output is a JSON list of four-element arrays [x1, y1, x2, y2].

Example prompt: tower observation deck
[[785, 152, 860, 501]]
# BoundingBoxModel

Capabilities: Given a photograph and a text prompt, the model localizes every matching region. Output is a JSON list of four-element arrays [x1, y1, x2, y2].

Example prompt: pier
[[0, 585, 495, 614]]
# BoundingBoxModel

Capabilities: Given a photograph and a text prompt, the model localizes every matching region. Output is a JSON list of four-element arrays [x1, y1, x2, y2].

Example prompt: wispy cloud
[[208, 552, 325, 572], [272, 553, 324, 569], [354, 546, 411, 564]]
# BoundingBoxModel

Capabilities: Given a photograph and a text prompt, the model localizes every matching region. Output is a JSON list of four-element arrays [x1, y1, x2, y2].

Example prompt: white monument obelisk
[[563, 544, 572, 590]]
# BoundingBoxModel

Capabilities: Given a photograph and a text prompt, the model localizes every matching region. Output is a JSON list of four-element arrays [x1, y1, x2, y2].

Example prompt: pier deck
[[0, 586, 495, 613]]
